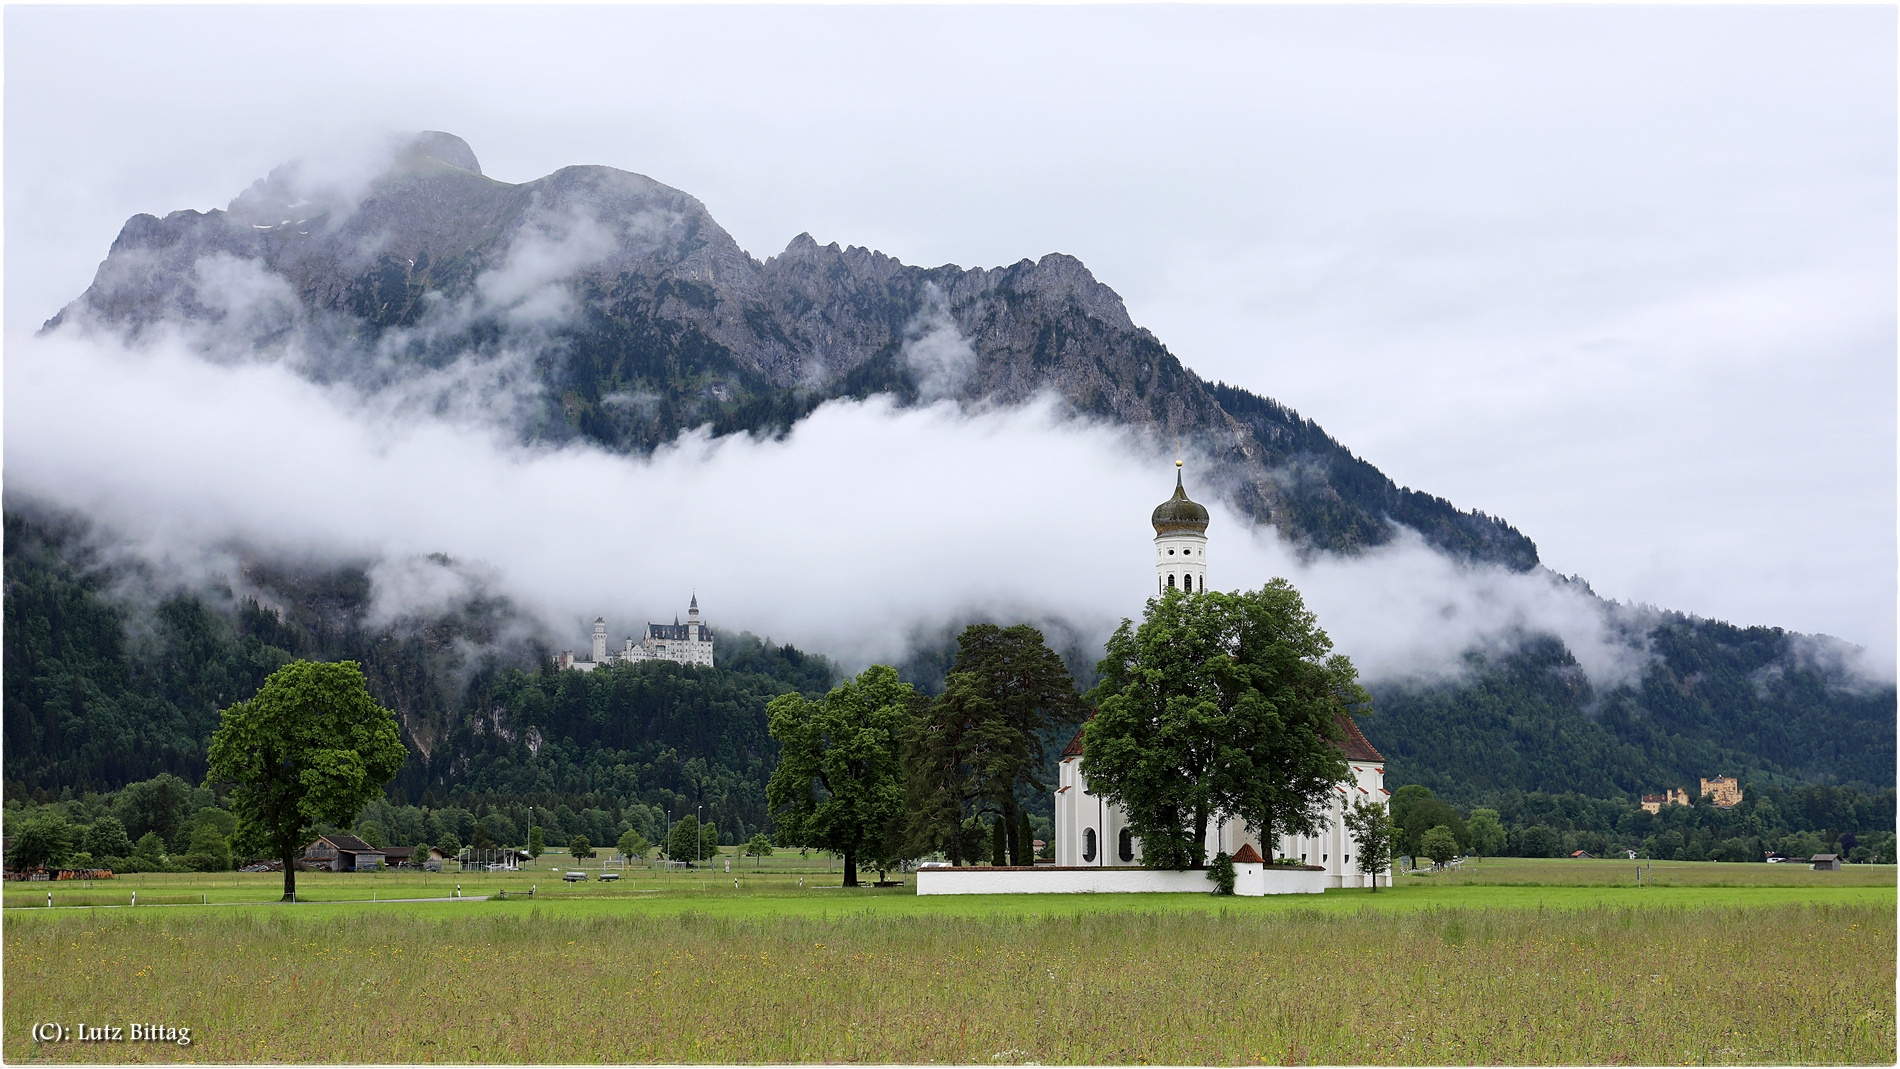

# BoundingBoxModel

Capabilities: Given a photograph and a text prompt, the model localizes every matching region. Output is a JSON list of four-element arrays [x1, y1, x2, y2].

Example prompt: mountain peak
[[407, 131, 480, 176]]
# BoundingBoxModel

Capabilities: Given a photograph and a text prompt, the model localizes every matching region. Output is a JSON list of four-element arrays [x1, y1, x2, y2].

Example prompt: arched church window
[[1083, 828, 1097, 863], [1118, 828, 1134, 862], [1168, 574, 1176, 589]]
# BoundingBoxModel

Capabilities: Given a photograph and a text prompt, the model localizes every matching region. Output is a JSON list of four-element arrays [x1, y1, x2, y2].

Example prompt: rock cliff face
[[51, 132, 1536, 569]]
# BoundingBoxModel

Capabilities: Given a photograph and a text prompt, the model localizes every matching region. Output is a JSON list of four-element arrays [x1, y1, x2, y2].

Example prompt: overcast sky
[[6, 5, 1893, 663]]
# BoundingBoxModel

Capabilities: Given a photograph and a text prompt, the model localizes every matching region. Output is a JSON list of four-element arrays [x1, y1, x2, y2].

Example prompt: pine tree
[[990, 817, 1007, 866], [1016, 811, 1034, 865]]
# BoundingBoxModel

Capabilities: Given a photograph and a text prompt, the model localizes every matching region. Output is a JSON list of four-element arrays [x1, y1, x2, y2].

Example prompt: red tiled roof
[[1061, 725, 1087, 757], [1231, 843, 1264, 864], [1336, 713, 1383, 762]]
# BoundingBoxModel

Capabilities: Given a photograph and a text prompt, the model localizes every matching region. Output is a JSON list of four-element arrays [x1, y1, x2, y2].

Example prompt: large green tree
[[8, 812, 75, 870], [766, 665, 920, 886], [1083, 581, 1369, 869], [203, 660, 406, 900], [904, 625, 1086, 865]]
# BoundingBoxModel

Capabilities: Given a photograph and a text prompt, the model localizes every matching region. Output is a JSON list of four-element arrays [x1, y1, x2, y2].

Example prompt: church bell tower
[[1152, 461, 1210, 596]]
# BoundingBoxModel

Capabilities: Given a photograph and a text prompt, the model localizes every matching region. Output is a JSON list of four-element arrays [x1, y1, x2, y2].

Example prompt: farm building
[[1810, 853, 1841, 871], [302, 834, 385, 872]]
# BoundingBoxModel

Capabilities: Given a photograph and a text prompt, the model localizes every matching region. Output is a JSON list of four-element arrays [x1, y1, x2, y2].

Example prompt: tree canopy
[[766, 665, 920, 886], [1083, 581, 1368, 869], [203, 660, 406, 900]]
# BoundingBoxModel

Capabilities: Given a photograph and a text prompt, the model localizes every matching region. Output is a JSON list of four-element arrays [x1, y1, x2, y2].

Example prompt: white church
[[552, 595, 715, 671], [1048, 463, 1389, 887]]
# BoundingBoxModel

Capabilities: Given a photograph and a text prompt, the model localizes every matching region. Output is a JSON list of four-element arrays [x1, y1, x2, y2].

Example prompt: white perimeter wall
[[916, 864, 1331, 896]]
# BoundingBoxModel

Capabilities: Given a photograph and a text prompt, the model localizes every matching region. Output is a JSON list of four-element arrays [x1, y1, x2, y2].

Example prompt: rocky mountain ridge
[[51, 132, 1536, 569]]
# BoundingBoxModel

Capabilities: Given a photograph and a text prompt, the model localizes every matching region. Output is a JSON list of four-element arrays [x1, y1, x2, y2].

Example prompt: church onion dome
[[1151, 464, 1210, 536]]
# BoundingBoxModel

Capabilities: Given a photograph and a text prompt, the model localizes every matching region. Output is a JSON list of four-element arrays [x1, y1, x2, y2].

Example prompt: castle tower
[[591, 617, 608, 662], [1152, 461, 1209, 596], [687, 593, 701, 641]]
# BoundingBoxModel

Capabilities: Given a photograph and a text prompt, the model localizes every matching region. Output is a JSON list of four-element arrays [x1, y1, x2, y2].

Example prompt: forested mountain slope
[[3, 508, 834, 839], [1365, 629, 1895, 804], [10, 504, 1890, 831]]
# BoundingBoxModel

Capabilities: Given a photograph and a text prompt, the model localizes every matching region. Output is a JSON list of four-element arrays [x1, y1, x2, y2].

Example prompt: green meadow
[[4, 860, 1893, 1064]]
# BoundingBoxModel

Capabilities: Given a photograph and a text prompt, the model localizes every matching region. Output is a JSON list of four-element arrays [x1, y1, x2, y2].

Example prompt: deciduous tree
[[665, 815, 701, 863], [9, 813, 74, 870], [185, 824, 232, 872], [1465, 808, 1506, 858], [767, 665, 920, 887], [204, 660, 406, 901], [1083, 581, 1368, 869], [1421, 824, 1459, 866], [618, 829, 651, 859], [82, 815, 133, 860], [1342, 798, 1393, 891], [744, 833, 774, 859]]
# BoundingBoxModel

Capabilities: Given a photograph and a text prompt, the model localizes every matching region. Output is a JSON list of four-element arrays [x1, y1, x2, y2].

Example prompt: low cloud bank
[[6, 322, 1682, 692]]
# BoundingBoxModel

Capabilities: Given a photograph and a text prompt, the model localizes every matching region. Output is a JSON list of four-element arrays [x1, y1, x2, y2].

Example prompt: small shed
[[1810, 853, 1841, 871], [381, 846, 416, 868]]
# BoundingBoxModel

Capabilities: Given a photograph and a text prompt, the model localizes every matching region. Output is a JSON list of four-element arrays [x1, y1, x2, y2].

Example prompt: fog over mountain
[[14, 130, 1689, 686]]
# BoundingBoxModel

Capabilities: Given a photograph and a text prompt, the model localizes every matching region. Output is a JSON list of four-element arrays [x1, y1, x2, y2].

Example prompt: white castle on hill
[[553, 595, 714, 671]]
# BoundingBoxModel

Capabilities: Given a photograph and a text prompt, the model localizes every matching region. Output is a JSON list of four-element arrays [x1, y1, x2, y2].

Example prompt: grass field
[[3, 860, 1893, 1064]]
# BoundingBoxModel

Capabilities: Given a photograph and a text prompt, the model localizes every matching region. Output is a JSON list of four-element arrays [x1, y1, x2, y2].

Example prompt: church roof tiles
[[1335, 713, 1384, 762]]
